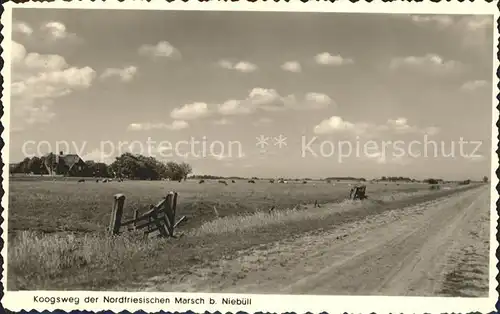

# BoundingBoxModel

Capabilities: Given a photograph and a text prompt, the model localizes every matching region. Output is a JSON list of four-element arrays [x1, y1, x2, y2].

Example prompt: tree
[[179, 162, 192, 181], [27, 156, 44, 174]]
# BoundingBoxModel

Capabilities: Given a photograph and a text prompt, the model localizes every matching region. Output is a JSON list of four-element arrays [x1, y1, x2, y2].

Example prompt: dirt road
[[136, 185, 491, 296]]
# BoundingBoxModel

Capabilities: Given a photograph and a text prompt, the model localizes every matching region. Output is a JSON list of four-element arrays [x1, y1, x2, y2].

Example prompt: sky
[[8, 9, 494, 180]]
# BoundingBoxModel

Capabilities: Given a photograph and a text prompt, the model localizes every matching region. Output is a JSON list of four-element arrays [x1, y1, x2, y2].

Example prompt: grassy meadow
[[8, 177, 441, 235], [6, 175, 472, 290]]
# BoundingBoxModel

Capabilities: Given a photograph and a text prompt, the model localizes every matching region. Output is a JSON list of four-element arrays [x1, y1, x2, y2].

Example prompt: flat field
[[7, 176, 483, 292], [8, 177, 446, 234]]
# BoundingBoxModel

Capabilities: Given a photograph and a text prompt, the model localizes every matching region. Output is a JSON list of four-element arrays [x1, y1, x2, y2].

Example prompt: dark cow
[[199, 179, 205, 184], [218, 180, 228, 186], [248, 179, 256, 184], [78, 179, 85, 183]]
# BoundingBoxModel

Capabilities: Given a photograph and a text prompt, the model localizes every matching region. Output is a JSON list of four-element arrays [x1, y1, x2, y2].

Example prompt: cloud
[[212, 118, 233, 125], [302, 93, 333, 110], [127, 120, 189, 131], [313, 116, 439, 137], [170, 102, 210, 120], [314, 116, 359, 135], [218, 99, 255, 115], [464, 154, 486, 163], [218, 60, 257, 73], [460, 79, 489, 92], [138, 41, 181, 59], [409, 15, 493, 55], [389, 54, 462, 75], [13, 20, 33, 36], [81, 149, 114, 164], [366, 151, 413, 166], [40, 21, 81, 43], [11, 41, 96, 130], [410, 15, 454, 28], [217, 88, 334, 115], [253, 117, 273, 126], [281, 61, 302, 73], [315, 52, 354, 66], [100, 66, 138, 82]]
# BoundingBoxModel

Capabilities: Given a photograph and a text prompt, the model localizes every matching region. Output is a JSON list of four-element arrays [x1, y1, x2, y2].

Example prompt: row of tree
[[10, 153, 193, 181]]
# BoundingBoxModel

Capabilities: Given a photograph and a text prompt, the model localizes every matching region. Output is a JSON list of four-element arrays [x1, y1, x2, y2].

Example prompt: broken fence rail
[[109, 191, 185, 238]]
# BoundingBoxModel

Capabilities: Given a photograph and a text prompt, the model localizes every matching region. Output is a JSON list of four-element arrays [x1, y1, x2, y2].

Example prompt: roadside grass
[[8, 230, 165, 290], [191, 200, 362, 236]]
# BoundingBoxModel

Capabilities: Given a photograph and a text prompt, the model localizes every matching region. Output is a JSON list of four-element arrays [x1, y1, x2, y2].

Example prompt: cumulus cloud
[[315, 52, 354, 66], [217, 88, 334, 115], [13, 20, 33, 36], [218, 99, 254, 115], [460, 79, 489, 92], [100, 66, 138, 82], [410, 15, 454, 28], [253, 117, 273, 126], [281, 61, 302, 73], [314, 116, 359, 135], [127, 120, 189, 131], [464, 154, 486, 163], [212, 118, 233, 125], [366, 151, 413, 166], [170, 102, 210, 120], [40, 21, 81, 43], [138, 41, 181, 59], [313, 116, 439, 137], [409, 15, 493, 55], [10, 41, 96, 129], [218, 60, 258, 73], [81, 149, 115, 164], [389, 54, 462, 75]]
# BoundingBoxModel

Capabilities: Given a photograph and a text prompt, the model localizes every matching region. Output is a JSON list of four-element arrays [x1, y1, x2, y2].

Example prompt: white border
[[1, 1, 498, 313]]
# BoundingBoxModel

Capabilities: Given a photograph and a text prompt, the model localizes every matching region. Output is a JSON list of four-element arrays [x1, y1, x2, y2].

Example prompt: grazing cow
[[248, 179, 256, 184], [218, 180, 228, 186], [278, 179, 285, 184], [78, 179, 85, 183], [302, 180, 307, 184], [231, 180, 236, 183], [95, 179, 100, 183], [199, 179, 205, 184], [269, 179, 275, 183], [103, 179, 108, 183]]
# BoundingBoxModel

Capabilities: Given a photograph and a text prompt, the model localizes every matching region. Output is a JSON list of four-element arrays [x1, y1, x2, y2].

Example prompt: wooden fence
[[349, 184, 367, 200], [108, 191, 185, 238]]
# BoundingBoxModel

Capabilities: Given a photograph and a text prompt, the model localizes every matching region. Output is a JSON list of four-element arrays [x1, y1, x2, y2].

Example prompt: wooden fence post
[[109, 193, 126, 235], [133, 209, 139, 231]]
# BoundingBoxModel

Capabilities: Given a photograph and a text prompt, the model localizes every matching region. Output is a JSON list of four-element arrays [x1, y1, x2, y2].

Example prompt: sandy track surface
[[137, 185, 490, 296]]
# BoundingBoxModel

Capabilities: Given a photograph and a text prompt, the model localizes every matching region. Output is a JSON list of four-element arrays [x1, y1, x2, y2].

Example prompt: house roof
[[58, 154, 83, 169]]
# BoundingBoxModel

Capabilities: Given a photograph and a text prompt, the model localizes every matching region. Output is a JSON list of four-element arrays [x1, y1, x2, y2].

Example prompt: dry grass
[[8, 230, 164, 290], [192, 200, 362, 236]]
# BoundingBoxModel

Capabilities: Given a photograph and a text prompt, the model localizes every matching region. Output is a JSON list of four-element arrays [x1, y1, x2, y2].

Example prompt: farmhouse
[[44, 151, 88, 176]]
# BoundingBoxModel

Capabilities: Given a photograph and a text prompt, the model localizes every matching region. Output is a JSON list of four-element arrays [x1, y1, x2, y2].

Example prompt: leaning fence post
[[109, 193, 126, 235], [132, 209, 139, 231]]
